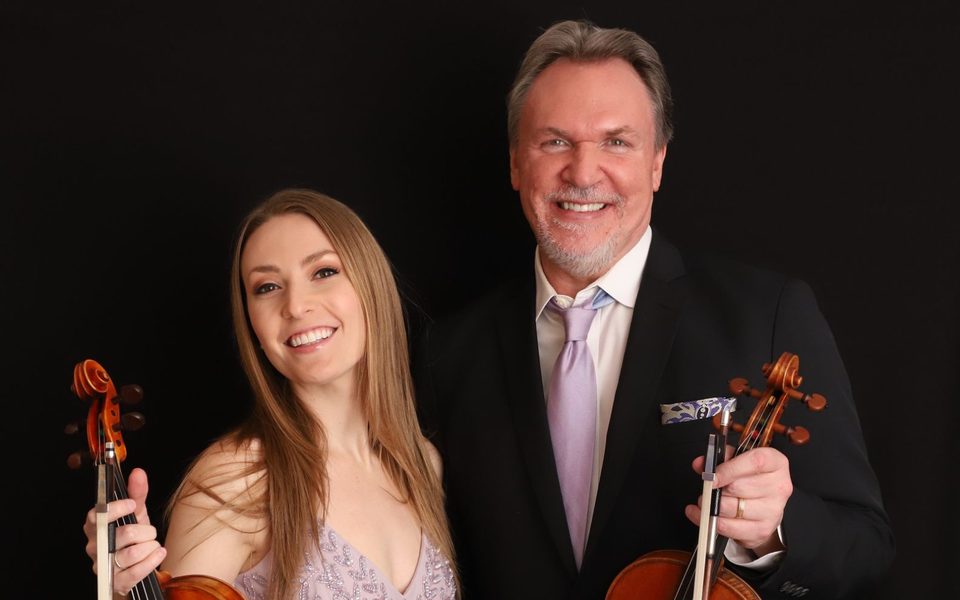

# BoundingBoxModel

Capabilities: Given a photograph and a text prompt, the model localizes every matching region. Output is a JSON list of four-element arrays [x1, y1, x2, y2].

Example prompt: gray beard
[[537, 220, 621, 281], [536, 185, 626, 282]]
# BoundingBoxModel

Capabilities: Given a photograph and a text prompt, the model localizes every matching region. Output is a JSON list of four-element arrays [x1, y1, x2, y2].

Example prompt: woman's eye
[[314, 267, 340, 279], [254, 282, 279, 295]]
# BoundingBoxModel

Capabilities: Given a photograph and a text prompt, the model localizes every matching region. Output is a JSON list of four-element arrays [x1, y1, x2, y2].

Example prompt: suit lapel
[[496, 277, 579, 576], [584, 233, 689, 563]]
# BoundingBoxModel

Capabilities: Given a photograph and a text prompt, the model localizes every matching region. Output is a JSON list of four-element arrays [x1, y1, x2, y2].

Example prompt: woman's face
[[240, 213, 365, 395]]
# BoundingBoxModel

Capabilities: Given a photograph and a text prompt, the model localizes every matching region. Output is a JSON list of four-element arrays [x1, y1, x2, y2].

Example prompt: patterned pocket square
[[659, 396, 737, 424]]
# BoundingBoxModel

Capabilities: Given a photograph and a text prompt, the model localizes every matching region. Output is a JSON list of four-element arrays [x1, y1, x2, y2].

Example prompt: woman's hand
[[83, 468, 167, 595]]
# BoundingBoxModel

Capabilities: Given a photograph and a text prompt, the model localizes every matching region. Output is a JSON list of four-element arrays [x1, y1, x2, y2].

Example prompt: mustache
[[544, 185, 624, 205]]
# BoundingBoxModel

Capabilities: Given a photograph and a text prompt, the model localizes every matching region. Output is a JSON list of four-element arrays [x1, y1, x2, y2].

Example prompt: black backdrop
[[3, 2, 957, 597]]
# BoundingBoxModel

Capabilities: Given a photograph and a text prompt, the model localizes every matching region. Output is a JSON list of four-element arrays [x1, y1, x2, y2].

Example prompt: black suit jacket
[[417, 233, 893, 599]]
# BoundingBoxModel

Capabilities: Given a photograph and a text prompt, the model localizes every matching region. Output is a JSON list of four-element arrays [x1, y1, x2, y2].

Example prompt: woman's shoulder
[[181, 435, 266, 506], [195, 435, 263, 469], [163, 434, 270, 580]]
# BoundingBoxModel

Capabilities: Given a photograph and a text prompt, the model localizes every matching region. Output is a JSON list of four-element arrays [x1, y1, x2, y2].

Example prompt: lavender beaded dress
[[234, 525, 456, 600]]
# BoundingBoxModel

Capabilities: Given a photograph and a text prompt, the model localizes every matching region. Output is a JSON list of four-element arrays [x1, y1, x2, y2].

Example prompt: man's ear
[[652, 144, 667, 192], [509, 147, 520, 191]]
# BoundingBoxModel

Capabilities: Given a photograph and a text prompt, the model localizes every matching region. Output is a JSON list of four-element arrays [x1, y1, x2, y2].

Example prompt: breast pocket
[[658, 417, 715, 449]]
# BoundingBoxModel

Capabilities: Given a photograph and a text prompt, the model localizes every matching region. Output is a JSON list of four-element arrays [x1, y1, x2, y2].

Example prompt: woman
[[84, 189, 457, 599]]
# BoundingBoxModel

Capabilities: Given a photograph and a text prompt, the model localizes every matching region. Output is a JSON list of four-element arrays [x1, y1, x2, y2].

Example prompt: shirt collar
[[534, 227, 653, 319]]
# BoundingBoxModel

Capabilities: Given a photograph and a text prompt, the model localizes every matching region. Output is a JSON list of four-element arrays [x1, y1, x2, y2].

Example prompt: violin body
[[606, 550, 759, 600], [157, 572, 245, 599]]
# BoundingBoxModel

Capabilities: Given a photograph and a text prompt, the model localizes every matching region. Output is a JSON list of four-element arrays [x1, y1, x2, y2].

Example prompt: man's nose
[[562, 143, 603, 188]]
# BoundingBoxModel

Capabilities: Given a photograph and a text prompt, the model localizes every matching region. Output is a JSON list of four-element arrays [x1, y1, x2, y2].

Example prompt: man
[[417, 20, 893, 599]]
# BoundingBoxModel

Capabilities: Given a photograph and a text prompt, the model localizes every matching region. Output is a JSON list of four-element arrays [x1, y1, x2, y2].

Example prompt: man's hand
[[83, 467, 167, 595], [685, 446, 792, 557]]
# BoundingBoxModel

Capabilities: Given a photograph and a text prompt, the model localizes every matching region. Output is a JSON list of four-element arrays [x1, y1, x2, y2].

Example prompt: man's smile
[[557, 201, 606, 212]]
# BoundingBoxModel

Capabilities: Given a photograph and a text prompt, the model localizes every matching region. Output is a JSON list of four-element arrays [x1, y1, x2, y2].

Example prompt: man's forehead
[[531, 57, 647, 93], [526, 59, 650, 105], [520, 60, 655, 136]]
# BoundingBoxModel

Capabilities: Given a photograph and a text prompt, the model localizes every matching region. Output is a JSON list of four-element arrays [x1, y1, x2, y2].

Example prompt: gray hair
[[506, 20, 674, 149]]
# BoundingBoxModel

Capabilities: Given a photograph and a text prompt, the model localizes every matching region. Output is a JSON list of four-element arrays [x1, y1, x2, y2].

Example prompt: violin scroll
[[66, 359, 146, 469], [714, 352, 828, 447]]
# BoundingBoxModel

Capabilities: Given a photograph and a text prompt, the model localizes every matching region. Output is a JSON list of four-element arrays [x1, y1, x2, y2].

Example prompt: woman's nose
[[281, 283, 314, 319]]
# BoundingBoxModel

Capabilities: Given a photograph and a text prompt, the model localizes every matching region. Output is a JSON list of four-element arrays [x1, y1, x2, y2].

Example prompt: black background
[[3, 1, 957, 597]]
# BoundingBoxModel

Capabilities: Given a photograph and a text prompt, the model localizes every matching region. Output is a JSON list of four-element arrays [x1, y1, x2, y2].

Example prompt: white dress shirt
[[533, 228, 781, 569]]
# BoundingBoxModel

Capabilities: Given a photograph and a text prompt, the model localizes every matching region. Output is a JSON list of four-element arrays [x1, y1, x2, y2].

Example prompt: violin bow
[[96, 443, 117, 600], [692, 407, 731, 600]]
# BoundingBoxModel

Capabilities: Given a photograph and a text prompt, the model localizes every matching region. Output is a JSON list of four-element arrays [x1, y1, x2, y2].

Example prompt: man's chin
[[540, 241, 616, 282]]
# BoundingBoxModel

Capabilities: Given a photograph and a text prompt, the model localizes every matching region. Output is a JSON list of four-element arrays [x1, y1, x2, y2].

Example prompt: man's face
[[510, 58, 666, 286]]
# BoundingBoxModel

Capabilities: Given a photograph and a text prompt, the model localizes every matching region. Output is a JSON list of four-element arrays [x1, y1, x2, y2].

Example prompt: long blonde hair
[[171, 189, 454, 600]]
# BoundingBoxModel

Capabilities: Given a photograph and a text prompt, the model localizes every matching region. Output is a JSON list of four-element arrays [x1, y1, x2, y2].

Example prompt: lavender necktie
[[547, 293, 607, 568]]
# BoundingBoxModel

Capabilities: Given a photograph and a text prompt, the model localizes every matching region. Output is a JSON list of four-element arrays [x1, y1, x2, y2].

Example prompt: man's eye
[[604, 138, 631, 153], [542, 138, 569, 149], [254, 282, 279, 295], [314, 267, 340, 279]]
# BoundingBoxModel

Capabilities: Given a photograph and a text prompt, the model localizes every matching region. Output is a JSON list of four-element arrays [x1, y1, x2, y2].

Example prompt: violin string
[[736, 392, 778, 456], [739, 405, 763, 453], [675, 552, 696, 600], [104, 436, 140, 600], [98, 399, 135, 598], [94, 398, 136, 599], [113, 459, 163, 600], [97, 401, 106, 466], [106, 435, 163, 598]]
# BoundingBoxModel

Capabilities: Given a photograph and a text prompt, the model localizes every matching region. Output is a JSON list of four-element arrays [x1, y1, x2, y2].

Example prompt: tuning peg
[[728, 377, 762, 399], [120, 412, 146, 432], [803, 393, 827, 412], [785, 388, 828, 412], [118, 384, 144, 405], [67, 451, 91, 470], [729, 377, 749, 394], [773, 422, 810, 445]]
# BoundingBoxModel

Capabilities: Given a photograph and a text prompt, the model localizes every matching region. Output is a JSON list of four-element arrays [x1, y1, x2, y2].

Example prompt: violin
[[606, 352, 827, 600], [68, 358, 244, 600]]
